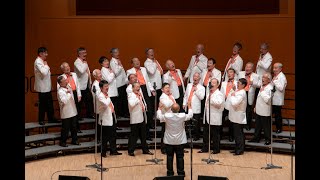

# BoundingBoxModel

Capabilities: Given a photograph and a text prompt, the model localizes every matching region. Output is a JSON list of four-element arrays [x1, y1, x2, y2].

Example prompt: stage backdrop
[[25, 0, 295, 122]]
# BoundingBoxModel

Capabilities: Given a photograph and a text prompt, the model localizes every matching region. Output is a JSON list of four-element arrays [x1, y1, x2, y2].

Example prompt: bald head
[[171, 103, 180, 113], [196, 44, 204, 56], [166, 59, 175, 70]]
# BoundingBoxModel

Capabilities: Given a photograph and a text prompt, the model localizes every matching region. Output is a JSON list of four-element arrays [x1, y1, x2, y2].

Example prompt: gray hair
[[260, 42, 269, 49], [92, 69, 100, 77], [211, 78, 220, 86], [246, 62, 254, 67], [110, 48, 119, 54], [165, 59, 173, 69], [60, 62, 68, 70], [264, 72, 272, 81]]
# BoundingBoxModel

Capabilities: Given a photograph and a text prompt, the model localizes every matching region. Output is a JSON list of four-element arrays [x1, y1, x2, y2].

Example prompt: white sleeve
[[74, 60, 88, 74], [110, 60, 123, 77], [157, 109, 166, 122], [231, 58, 243, 75], [128, 94, 140, 108], [273, 76, 287, 92], [58, 91, 72, 105], [144, 61, 157, 75], [194, 86, 205, 100], [260, 88, 272, 103], [230, 93, 244, 107], [185, 109, 193, 121], [184, 57, 194, 78], [35, 61, 50, 76], [259, 57, 272, 70]]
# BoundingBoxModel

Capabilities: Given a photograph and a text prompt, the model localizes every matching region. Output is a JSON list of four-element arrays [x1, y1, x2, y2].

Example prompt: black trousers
[[72, 90, 81, 130], [160, 122, 166, 152], [272, 105, 283, 131], [192, 113, 201, 139], [245, 91, 253, 128], [80, 87, 94, 117], [117, 85, 129, 117], [140, 85, 154, 138], [110, 96, 118, 117], [175, 85, 184, 112], [128, 122, 149, 153], [253, 115, 271, 141], [232, 122, 245, 153], [166, 144, 185, 176], [202, 122, 220, 152], [61, 116, 78, 144], [200, 86, 207, 117], [221, 109, 233, 139], [38, 92, 55, 123], [96, 114, 101, 142], [99, 116, 117, 155]]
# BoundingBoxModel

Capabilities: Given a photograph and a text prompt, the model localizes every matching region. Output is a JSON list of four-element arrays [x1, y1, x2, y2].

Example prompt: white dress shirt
[[101, 66, 118, 97], [128, 92, 147, 124], [163, 69, 185, 99], [183, 83, 205, 114], [184, 54, 208, 83], [256, 83, 273, 116], [159, 93, 176, 113], [97, 92, 115, 126], [222, 55, 243, 82], [203, 89, 225, 125], [238, 71, 261, 105], [200, 68, 222, 86], [74, 57, 92, 90], [57, 86, 77, 119], [144, 58, 163, 90], [228, 89, 247, 124], [272, 72, 287, 106], [126, 67, 155, 97], [220, 80, 238, 110], [157, 109, 193, 145], [256, 52, 273, 77], [110, 57, 127, 88], [34, 57, 51, 92]]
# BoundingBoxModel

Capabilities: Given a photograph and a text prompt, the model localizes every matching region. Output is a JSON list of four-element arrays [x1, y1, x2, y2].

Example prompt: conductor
[[157, 103, 193, 177]]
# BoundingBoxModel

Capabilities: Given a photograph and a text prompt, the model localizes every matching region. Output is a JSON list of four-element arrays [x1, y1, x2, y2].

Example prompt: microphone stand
[[86, 86, 106, 173], [287, 119, 294, 180], [202, 92, 219, 164], [146, 83, 163, 164], [186, 111, 195, 180], [261, 87, 282, 170]]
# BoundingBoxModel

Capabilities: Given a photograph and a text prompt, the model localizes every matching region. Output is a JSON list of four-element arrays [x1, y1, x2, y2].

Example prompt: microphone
[[153, 82, 156, 89], [272, 86, 276, 93], [92, 85, 96, 93], [208, 82, 213, 89]]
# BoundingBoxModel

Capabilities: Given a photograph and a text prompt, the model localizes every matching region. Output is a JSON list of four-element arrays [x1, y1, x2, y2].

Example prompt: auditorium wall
[[25, 0, 295, 122]]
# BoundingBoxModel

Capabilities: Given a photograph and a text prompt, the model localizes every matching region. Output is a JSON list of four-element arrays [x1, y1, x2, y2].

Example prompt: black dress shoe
[[184, 150, 189, 153], [101, 153, 107, 158], [143, 151, 154, 155], [72, 141, 81, 145], [128, 152, 135, 156], [264, 141, 271, 145], [211, 150, 220, 154], [77, 130, 82, 133], [234, 151, 244, 156], [161, 150, 166, 154], [229, 150, 236, 153], [197, 150, 208, 153], [276, 129, 282, 134], [59, 143, 68, 147], [48, 119, 59, 123], [245, 126, 251, 131], [193, 137, 200, 141], [110, 151, 122, 155], [229, 136, 234, 142], [39, 121, 45, 125]]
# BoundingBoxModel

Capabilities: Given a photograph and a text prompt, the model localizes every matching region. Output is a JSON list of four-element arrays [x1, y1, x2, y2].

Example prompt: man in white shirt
[[59, 62, 82, 133], [184, 44, 208, 83], [222, 42, 243, 82], [157, 103, 193, 177], [220, 68, 237, 142], [200, 58, 222, 117], [254, 42, 273, 106], [127, 57, 156, 140], [92, 69, 102, 142], [163, 59, 185, 110], [248, 73, 273, 145], [98, 80, 122, 157], [272, 63, 287, 133], [228, 78, 247, 155], [183, 72, 205, 141], [144, 48, 163, 107], [198, 78, 224, 154], [110, 48, 129, 118], [74, 47, 94, 119], [238, 62, 260, 130], [127, 82, 154, 156], [57, 75, 79, 147], [34, 47, 57, 125]]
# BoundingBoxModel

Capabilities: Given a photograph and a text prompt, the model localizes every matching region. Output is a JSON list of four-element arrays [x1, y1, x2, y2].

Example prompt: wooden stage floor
[[25, 149, 294, 180]]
